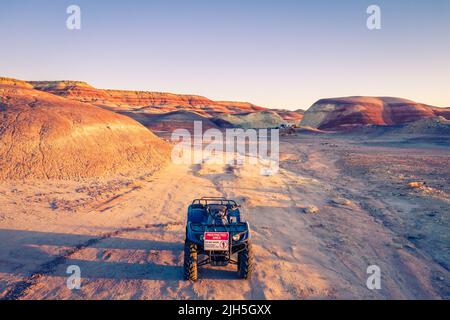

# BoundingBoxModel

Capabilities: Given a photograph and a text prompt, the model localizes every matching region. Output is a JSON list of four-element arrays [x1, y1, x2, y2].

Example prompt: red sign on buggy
[[204, 232, 229, 251]]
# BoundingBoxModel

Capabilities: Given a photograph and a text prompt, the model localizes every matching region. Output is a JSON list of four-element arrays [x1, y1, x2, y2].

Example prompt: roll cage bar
[[191, 197, 239, 207]]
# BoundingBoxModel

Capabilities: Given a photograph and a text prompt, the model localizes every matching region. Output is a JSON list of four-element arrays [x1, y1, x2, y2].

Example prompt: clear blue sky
[[0, 0, 449, 109]]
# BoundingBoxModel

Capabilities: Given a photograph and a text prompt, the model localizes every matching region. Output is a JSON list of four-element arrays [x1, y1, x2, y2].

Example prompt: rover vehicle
[[183, 197, 254, 281]]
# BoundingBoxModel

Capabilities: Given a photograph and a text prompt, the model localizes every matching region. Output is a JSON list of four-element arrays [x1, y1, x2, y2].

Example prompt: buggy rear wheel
[[237, 242, 254, 279], [183, 240, 198, 281]]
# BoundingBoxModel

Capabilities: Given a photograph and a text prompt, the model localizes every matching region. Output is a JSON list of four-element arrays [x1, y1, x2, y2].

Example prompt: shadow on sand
[[0, 228, 239, 282]]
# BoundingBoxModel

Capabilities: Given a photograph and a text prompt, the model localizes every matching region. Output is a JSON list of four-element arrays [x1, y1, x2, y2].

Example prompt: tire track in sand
[[1, 222, 181, 300]]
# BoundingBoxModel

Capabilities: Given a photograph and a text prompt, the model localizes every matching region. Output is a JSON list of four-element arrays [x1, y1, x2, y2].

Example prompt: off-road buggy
[[183, 197, 254, 281]]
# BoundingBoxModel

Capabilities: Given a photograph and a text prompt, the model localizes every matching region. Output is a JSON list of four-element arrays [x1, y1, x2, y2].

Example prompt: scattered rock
[[303, 206, 319, 214], [408, 181, 425, 189], [406, 233, 426, 241], [49, 201, 58, 210], [330, 197, 352, 206], [260, 167, 276, 176], [389, 243, 404, 249], [406, 181, 439, 194]]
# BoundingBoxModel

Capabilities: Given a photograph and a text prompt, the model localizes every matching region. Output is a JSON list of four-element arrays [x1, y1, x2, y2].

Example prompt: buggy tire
[[237, 242, 254, 279], [183, 240, 198, 281]]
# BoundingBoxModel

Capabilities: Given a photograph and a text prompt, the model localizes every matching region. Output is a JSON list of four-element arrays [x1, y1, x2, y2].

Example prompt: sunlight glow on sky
[[0, 0, 449, 109]]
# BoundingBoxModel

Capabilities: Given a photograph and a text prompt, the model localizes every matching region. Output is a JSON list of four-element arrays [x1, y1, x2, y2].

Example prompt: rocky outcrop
[[0, 77, 33, 89], [30, 81, 110, 102], [431, 107, 450, 119], [213, 110, 286, 129], [395, 116, 450, 135], [301, 97, 449, 130], [0, 78, 171, 180], [272, 109, 304, 123]]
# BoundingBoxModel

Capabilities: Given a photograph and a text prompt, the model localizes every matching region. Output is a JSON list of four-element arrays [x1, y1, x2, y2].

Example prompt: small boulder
[[330, 197, 352, 206], [408, 181, 425, 189], [303, 206, 319, 214]]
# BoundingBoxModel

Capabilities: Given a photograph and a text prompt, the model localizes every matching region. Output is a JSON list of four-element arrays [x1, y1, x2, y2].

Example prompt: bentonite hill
[[301, 96, 450, 130], [0, 78, 171, 180]]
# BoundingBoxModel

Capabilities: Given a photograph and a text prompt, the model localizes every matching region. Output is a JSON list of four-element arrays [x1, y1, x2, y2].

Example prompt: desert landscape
[[0, 77, 449, 300]]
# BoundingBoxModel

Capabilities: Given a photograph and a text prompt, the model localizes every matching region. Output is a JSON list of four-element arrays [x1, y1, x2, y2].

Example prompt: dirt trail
[[0, 137, 448, 299]]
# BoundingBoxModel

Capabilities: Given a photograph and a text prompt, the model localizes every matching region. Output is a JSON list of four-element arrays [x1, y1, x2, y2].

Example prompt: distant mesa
[[301, 96, 450, 130], [30, 80, 265, 116], [29, 80, 303, 128], [0, 77, 171, 180], [3, 76, 447, 182]]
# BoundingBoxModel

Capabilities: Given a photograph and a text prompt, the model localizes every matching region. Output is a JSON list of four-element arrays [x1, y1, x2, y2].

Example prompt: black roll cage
[[191, 197, 239, 207]]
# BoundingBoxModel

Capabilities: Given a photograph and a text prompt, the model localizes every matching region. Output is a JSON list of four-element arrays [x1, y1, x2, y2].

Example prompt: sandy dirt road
[[0, 136, 448, 299]]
